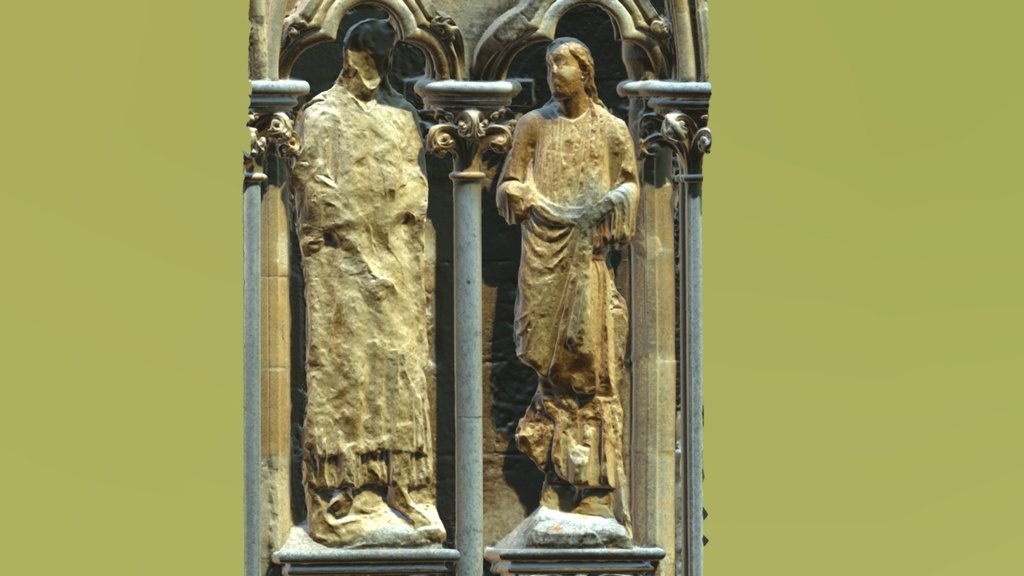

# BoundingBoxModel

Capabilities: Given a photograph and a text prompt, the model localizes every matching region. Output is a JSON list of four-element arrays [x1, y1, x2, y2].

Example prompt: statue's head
[[340, 19, 397, 101], [545, 38, 602, 107]]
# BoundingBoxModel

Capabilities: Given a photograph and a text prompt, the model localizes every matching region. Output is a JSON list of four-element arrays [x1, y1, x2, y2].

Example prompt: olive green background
[[2, 1, 1020, 575]]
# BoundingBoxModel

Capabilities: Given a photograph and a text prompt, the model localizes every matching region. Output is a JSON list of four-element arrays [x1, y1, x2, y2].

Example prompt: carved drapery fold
[[280, 0, 465, 79], [472, 0, 671, 81]]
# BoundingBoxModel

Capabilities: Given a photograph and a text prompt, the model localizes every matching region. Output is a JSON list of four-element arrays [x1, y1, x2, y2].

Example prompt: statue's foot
[[308, 486, 443, 548], [409, 500, 446, 543], [539, 481, 578, 513], [573, 489, 615, 519], [390, 486, 447, 543], [338, 486, 390, 517], [495, 505, 631, 549]]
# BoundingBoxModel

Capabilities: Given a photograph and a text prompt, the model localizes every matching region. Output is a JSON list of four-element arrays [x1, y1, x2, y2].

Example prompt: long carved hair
[[546, 37, 605, 109]]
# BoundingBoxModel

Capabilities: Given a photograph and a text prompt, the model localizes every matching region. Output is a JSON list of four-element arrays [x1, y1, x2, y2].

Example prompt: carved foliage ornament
[[425, 108, 516, 168], [245, 111, 300, 182], [638, 110, 711, 183], [639, 111, 710, 156]]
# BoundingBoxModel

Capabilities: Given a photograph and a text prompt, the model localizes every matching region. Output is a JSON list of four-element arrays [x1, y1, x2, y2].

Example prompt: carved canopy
[[279, 0, 465, 79], [471, 0, 672, 80], [272, 0, 675, 82]]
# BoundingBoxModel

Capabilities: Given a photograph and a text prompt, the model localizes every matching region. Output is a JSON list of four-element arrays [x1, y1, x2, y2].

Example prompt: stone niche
[[284, 0, 638, 545], [246, 0, 709, 575]]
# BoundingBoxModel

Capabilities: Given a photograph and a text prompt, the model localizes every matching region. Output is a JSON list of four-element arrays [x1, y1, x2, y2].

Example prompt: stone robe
[[497, 102, 638, 490], [291, 84, 433, 523]]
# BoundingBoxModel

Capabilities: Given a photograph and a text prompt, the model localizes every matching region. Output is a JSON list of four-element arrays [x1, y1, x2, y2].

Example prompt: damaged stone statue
[[290, 18, 445, 548], [495, 37, 639, 548]]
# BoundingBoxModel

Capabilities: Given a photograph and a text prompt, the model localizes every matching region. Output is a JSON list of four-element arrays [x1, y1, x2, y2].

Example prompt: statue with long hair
[[496, 37, 639, 547]]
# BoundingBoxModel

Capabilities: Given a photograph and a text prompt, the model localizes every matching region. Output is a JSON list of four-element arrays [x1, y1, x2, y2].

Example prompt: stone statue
[[290, 18, 445, 548], [495, 37, 639, 547]]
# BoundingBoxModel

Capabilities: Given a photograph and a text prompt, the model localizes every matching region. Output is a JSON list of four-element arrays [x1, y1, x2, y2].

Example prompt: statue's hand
[[593, 193, 621, 248], [499, 180, 535, 220], [504, 180, 532, 200]]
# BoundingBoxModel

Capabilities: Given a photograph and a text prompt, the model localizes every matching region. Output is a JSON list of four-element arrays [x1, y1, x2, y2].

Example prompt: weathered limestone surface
[[495, 38, 639, 545], [290, 19, 444, 548], [429, 0, 518, 64]]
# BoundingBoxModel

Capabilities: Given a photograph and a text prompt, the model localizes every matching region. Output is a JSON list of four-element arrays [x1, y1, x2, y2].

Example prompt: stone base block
[[495, 506, 631, 549], [484, 547, 665, 576], [273, 527, 459, 576]]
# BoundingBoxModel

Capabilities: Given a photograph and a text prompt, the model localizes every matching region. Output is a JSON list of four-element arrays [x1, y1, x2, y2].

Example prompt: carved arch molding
[[277, 0, 673, 81]]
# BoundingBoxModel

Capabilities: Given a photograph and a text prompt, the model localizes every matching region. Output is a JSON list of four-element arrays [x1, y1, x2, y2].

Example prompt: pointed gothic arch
[[279, 0, 465, 80], [471, 0, 671, 81]]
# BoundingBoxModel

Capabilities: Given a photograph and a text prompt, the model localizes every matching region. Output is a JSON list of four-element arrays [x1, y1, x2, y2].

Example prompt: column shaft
[[260, 168, 293, 573], [453, 172, 484, 576], [244, 180, 262, 576], [245, 78, 307, 576], [418, 80, 519, 576], [630, 146, 678, 576], [682, 183, 703, 576], [668, 0, 697, 81]]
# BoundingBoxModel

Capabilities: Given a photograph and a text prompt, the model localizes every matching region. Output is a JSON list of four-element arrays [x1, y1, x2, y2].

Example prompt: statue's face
[[347, 49, 381, 88], [547, 44, 584, 101], [343, 48, 382, 101]]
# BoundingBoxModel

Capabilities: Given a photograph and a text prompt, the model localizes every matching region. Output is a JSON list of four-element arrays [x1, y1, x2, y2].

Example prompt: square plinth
[[484, 547, 666, 576], [274, 527, 459, 576]]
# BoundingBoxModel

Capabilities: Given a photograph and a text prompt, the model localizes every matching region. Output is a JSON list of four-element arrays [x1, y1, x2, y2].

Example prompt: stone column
[[259, 147, 295, 572], [621, 80, 711, 576], [667, 0, 697, 82], [244, 78, 308, 576], [628, 142, 678, 567], [624, 41, 678, 576], [417, 79, 520, 576]]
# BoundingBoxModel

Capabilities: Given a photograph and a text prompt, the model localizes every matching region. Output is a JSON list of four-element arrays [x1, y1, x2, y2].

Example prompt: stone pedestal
[[484, 547, 665, 576], [273, 528, 460, 576]]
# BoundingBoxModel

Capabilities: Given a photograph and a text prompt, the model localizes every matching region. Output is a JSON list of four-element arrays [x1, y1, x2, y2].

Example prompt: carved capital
[[638, 110, 710, 170], [245, 80, 309, 186], [246, 111, 302, 184], [620, 80, 711, 189], [426, 108, 515, 174], [416, 80, 520, 177]]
